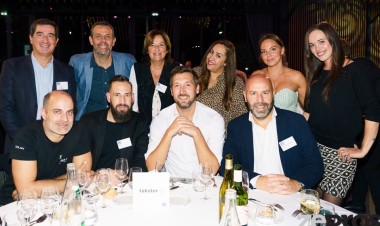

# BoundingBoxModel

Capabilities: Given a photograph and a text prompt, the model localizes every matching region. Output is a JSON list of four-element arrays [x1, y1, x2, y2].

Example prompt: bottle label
[[236, 205, 248, 225], [234, 170, 242, 183]]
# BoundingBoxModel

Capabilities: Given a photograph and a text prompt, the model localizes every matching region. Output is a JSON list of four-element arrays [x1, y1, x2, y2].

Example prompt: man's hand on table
[[256, 174, 302, 194]]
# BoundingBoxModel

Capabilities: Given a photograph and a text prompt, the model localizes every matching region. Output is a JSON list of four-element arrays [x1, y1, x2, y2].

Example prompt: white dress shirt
[[145, 101, 225, 178], [249, 108, 284, 187]]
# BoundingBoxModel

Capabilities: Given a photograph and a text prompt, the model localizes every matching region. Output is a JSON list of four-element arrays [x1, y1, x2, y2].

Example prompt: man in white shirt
[[145, 66, 224, 177], [222, 74, 323, 194]]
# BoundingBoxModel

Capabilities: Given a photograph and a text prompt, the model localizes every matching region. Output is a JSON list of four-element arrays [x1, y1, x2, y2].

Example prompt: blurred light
[[245, 67, 249, 71], [49, 7, 53, 11], [219, 31, 223, 34], [113, 16, 117, 19], [127, 16, 131, 19], [69, 31, 72, 35], [179, 16, 182, 19], [1, 11, 7, 16], [152, 12, 159, 17]]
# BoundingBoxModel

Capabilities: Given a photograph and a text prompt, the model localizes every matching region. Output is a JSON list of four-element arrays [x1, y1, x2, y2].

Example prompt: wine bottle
[[60, 163, 85, 226], [232, 164, 248, 226], [219, 154, 234, 222], [219, 189, 241, 226]]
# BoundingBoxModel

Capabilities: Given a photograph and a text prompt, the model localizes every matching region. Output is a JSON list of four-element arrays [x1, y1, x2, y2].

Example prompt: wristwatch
[[298, 181, 305, 192]]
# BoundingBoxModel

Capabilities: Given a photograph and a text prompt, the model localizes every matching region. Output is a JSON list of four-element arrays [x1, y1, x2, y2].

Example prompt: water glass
[[40, 186, 60, 225], [200, 162, 212, 200], [17, 189, 37, 226], [96, 168, 111, 208], [3, 214, 21, 226], [128, 167, 142, 189], [254, 203, 276, 225], [114, 158, 129, 194], [192, 170, 205, 192], [83, 192, 100, 226]]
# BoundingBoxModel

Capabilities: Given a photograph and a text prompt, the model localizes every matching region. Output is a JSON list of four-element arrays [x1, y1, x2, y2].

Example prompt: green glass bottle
[[219, 154, 234, 222], [232, 164, 248, 226]]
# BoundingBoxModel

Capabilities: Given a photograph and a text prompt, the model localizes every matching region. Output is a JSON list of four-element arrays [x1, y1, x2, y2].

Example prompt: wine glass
[[300, 189, 320, 226], [242, 171, 249, 192], [40, 186, 60, 225], [17, 189, 38, 226], [114, 158, 129, 194], [128, 167, 142, 189], [96, 168, 111, 208], [200, 162, 213, 200], [77, 169, 89, 193]]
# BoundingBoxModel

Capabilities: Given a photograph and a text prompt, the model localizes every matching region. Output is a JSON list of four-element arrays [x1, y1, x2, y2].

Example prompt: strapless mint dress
[[274, 88, 298, 113]]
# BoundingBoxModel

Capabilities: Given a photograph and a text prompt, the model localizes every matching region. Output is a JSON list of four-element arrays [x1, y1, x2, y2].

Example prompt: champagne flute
[[96, 168, 111, 208], [300, 189, 320, 226], [114, 158, 129, 194], [200, 162, 213, 200], [17, 189, 38, 226], [40, 186, 60, 225]]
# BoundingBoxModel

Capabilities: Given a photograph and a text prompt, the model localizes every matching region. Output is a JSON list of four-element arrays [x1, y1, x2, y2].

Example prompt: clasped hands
[[256, 174, 302, 195], [168, 116, 199, 137]]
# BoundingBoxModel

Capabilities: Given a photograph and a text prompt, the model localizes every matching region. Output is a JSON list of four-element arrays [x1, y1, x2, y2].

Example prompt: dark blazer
[[79, 109, 149, 171], [0, 55, 76, 154], [221, 107, 324, 189], [134, 62, 180, 125]]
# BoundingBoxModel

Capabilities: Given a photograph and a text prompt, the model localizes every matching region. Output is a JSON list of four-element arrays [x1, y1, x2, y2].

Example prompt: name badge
[[117, 137, 132, 149], [279, 136, 297, 151], [133, 172, 169, 209], [156, 83, 167, 93], [56, 81, 68, 90]]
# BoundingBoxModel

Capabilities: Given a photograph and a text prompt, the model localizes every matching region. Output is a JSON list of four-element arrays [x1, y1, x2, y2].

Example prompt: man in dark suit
[[221, 74, 323, 194], [79, 75, 149, 173], [0, 18, 76, 157]]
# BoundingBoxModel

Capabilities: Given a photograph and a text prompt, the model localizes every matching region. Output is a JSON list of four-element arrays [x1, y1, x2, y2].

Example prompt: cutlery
[[292, 209, 303, 217], [248, 198, 284, 211], [211, 177, 217, 187], [170, 186, 179, 190], [29, 214, 47, 225], [0, 215, 2, 226]]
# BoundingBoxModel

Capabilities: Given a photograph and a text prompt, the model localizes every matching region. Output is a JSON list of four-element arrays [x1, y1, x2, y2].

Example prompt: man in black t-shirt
[[9, 91, 91, 200], [79, 75, 149, 175]]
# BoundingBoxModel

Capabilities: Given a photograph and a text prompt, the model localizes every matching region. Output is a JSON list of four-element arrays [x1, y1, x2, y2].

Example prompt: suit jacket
[[0, 55, 76, 154], [221, 107, 324, 189], [79, 109, 149, 171], [69, 51, 136, 120]]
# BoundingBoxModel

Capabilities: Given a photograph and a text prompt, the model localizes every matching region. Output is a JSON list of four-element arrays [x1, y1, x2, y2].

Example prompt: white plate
[[112, 195, 191, 206]]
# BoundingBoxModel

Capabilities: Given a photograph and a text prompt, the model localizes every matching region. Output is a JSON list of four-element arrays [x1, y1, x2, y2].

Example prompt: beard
[[110, 104, 132, 123], [249, 101, 274, 120], [175, 94, 195, 109]]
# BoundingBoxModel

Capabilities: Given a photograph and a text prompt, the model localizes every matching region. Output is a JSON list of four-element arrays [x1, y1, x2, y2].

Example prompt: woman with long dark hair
[[304, 22, 380, 205]]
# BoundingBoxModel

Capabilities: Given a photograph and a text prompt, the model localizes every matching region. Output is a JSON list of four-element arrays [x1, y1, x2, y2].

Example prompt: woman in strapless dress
[[251, 34, 306, 113]]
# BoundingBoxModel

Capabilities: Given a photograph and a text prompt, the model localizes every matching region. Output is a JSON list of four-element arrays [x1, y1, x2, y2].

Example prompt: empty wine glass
[[17, 189, 37, 226], [300, 189, 320, 226], [96, 168, 111, 208], [200, 162, 213, 200], [77, 169, 89, 193], [114, 158, 129, 194], [40, 186, 60, 225], [128, 167, 142, 189]]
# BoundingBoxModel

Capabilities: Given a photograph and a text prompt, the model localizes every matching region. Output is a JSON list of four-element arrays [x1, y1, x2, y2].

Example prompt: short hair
[[170, 66, 199, 87], [43, 91, 72, 108], [258, 33, 286, 64], [108, 75, 132, 91], [30, 18, 58, 38], [90, 21, 115, 37], [142, 30, 173, 65]]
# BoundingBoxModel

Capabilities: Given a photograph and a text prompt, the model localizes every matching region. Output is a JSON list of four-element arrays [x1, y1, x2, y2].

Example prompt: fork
[[291, 209, 303, 217], [248, 198, 284, 211], [211, 177, 217, 187]]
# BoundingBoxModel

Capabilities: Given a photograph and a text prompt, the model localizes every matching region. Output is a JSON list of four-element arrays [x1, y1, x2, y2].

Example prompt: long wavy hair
[[304, 22, 344, 107], [142, 29, 173, 65], [199, 39, 236, 111]]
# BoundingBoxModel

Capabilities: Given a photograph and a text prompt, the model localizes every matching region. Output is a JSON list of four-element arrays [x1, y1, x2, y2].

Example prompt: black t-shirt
[[308, 61, 380, 149], [96, 121, 127, 169], [10, 121, 91, 180]]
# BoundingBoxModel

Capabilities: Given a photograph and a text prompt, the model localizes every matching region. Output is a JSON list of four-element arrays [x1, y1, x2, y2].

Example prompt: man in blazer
[[69, 21, 136, 120], [221, 74, 323, 194], [79, 75, 149, 172], [0, 18, 76, 156]]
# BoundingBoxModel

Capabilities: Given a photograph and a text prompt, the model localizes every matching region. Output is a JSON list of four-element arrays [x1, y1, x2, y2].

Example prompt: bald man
[[221, 74, 323, 194], [1, 91, 91, 203]]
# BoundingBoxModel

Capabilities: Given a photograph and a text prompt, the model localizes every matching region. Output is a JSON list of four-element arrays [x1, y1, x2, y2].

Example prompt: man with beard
[[69, 21, 136, 120], [0, 91, 91, 204], [79, 75, 149, 172], [145, 66, 224, 178], [221, 74, 323, 194]]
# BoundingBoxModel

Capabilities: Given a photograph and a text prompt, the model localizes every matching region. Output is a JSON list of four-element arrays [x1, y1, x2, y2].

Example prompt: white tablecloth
[[0, 176, 354, 226]]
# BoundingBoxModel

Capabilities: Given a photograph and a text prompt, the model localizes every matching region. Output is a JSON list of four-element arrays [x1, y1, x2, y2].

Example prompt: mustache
[[116, 104, 129, 108], [253, 103, 269, 107], [178, 94, 189, 98]]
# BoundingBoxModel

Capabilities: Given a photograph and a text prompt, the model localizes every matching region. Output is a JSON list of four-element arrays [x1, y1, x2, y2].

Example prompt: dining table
[[0, 176, 354, 226]]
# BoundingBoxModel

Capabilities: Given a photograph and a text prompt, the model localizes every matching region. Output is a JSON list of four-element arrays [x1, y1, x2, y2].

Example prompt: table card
[[133, 172, 170, 209]]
